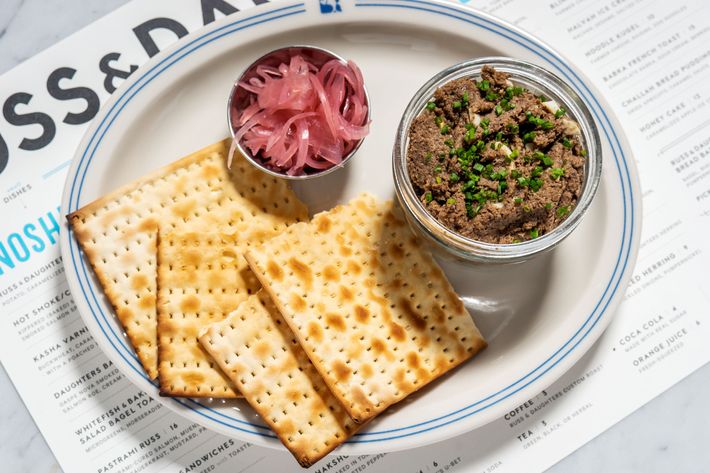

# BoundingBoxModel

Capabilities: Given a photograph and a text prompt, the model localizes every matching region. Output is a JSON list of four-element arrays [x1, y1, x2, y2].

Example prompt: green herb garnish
[[523, 131, 536, 143], [424, 192, 433, 203], [557, 206, 570, 217], [446, 197, 456, 205], [477, 80, 490, 92], [452, 101, 462, 110], [486, 92, 500, 101], [562, 137, 573, 149], [514, 197, 523, 204], [529, 178, 543, 192], [426, 101, 436, 111], [440, 124, 450, 135], [550, 167, 565, 180], [530, 228, 539, 238], [449, 172, 460, 182], [555, 107, 566, 118]]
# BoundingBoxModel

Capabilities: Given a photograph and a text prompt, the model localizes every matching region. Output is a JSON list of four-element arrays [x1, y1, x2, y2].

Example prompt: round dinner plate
[[60, 0, 641, 455]]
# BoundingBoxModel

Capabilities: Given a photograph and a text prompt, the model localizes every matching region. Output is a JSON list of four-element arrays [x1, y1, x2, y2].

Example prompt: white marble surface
[[0, 1, 708, 472]]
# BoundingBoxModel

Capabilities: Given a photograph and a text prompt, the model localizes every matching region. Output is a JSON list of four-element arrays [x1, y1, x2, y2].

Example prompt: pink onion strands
[[229, 54, 370, 175]]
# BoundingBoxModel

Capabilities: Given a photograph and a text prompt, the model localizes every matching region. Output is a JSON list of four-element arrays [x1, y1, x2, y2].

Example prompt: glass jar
[[392, 57, 602, 264]]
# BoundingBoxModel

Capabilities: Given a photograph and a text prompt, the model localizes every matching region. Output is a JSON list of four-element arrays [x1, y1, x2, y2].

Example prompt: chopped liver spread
[[407, 66, 586, 244]]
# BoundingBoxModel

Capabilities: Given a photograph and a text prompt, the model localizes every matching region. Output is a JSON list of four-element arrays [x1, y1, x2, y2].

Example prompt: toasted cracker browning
[[67, 139, 308, 378], [157, 232, 259, 397], [199, 293, 359, 467], [245, 193, 486, 423]]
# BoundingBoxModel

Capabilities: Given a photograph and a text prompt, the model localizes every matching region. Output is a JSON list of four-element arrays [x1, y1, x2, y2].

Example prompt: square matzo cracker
[[244, 193, 486, 422], [67, 139, 308, 378], [157, 232, 260, 397], [199, 293, 359, 467]]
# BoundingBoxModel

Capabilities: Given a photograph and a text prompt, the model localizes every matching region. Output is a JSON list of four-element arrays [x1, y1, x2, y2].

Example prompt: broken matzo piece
[[67, 139, 308, 378], [244, 193, 487, 423], [157, 232, 260, 397], [199, 293, 359, 467]]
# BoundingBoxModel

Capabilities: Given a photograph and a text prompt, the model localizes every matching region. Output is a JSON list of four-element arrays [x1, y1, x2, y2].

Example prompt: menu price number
[[416, 457, 462, 473]]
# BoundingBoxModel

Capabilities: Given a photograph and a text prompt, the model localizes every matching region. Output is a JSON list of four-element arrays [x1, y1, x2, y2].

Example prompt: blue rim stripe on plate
[[66, 0, 634, 443]]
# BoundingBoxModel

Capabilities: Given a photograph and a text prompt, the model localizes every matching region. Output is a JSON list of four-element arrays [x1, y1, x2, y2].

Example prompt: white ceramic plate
[[60, 0, 641, 455]]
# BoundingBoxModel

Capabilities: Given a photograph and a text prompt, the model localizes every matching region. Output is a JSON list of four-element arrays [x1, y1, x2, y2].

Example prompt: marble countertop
[[1, 1, 708, 472]]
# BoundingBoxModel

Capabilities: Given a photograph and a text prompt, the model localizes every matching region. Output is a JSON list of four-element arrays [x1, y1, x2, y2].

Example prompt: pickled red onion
[[229, 54, 370, 175]]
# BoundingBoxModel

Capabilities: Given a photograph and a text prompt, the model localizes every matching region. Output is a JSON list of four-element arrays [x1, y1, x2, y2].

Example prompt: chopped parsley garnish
[[514, 197, 523, 204], [424, 192, 433, 203], [465, 128, 476, 142], [453, 100, 462, 110], [477, 80, 490, 92], [529, 178, 543, 192], [526, 112, 554, 129], [517, 177, 529, 187], [449, 172, 460, 182], [523, 131, 536, 143], [555, 107, 566, 118], [562, 137, 573, 149], [530, 228, 539, 238], [440, 124, 450, 134], [550, 167, 565, 180], [462, 91, 470, 105], [486, 92, 500, 101], [426, 101, 436, 111], [505, 86, 524, 98], [557, 206, 570, 217], [495, 104, 503, 115]]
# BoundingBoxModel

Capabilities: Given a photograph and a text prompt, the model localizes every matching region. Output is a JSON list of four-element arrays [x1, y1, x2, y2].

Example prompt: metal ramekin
[[393, 57, 602, 264], [227, 45, 370, 180]]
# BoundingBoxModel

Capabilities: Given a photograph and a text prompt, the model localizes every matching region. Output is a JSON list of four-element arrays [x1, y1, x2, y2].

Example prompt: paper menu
[[1, 1, 710, 472]]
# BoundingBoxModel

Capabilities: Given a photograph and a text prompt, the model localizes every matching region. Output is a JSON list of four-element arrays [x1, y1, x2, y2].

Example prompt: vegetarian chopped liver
[[407, 65, 586, 244]]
